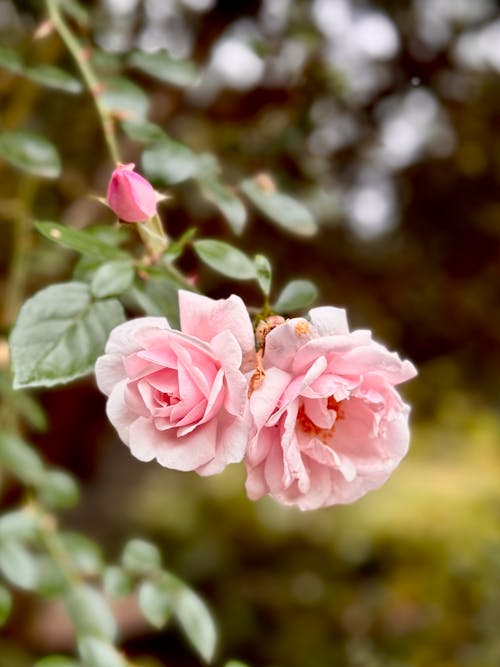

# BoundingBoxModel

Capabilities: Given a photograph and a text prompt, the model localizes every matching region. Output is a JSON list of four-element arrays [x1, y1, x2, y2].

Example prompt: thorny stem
[[46, 0, 168, 259]]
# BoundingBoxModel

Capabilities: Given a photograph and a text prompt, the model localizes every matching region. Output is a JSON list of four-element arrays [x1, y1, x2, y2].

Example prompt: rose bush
[[95, 290, 255, 475], [245, 307, 417, 510]]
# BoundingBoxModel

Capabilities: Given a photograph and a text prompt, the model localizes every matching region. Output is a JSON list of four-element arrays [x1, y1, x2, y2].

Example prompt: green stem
[[46, 0, 169, 260], [46, 0, 120, 164], [2, 177, 38, 329]]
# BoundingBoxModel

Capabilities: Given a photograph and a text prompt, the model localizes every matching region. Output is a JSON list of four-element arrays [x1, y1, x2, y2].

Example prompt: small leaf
[[129, 50, 200, 88], [10, 282, 125, 389], [174, 584, 217, 663], [122, 538, 162, 576], [0, 541, 39, 590], [138, 579, 172, 629], [78, 637, 126, 667], [128, 278, 180, 326], [142, 137, 199, 185], [193, 239, 256, 280], [0, 433, 45, 484], [121, 119, 166, 143], [199, 179, 247, 235], [0, 585, 12, 627], [103, 566, 132, 599], [34, 556, 66, 597], [66, 584, 117, 641], [0, 130, 61, 178], [100, 76, 149, 119], [34, 655, 81, 667], [36, 222, 128, 260], [10, 391, 48, 432], [0, 45, 23, 73], [165, 227, 197, 261], [0, 509, 39, 542], [273, 279, 318, 312], [90, 260, 134, 299], [25, 65, 83, 94], [60, 0, 89, 26], [254, 254, 272, 297], [241, 178, 317, 237], [60, 532, 104, 576], [39, 470, 80, 510]]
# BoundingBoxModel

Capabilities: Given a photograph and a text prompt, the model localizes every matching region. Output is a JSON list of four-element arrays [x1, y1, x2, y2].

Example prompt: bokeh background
[[1, 0, 500, 665]]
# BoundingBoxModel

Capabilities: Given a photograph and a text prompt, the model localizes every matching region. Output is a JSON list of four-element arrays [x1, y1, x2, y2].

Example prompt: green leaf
[[90, 260, 134, 299], [25, 65, 83, 94], [100, 76, 149, 119], [138, 579, 172, 629], [199, 179, 247, 235], [0, 541, 39, 590], [240, 178, 317, 237], [165, 227, 197, 261], [0, 45, 23, 73], [128, 278, 180, 327], [60, 0, 89, 26], [0, 585, 11, 626], [78, 637, 126, 667], [254, 254, 272, 297], [10, 282, 125, 389], [39, 470, 80, 510], [34, 655, 81, 667], [224, 662, 251, 667], [0, 433, 45, 484], [0, 585, 12, 627], [129, 50, 200, 88], [0, 510, 39, 542], [273, 279, 318, 312], [66, 584, 117, 641], [10, 391, 48, 432], [121, 119, 166, 144], [174, 584, 217, 663], [60, 532, 104, 576], [103, 566, 132, 599], [142, 137, 199, 185], [34, 556, 66, 597], [0, 130, 61, 178], [122, 538, 162, 576], [193, 239, 256, 280], [35, 222, 128, 260]]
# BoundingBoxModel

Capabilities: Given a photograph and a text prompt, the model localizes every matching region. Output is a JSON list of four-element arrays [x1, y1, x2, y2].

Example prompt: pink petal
[[309, 306, 349, 336], [179, 291, 256, 371]]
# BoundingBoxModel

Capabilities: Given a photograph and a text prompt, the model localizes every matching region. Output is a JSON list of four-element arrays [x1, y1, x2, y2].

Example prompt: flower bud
[[106, 163, 157, 223]]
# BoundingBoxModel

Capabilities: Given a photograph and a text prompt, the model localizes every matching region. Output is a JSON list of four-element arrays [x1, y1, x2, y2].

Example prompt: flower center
[[297, 396, 344, 443]]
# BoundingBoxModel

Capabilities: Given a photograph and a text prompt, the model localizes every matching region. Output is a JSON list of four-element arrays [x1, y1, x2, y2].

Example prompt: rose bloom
[[95, 291, 255, 475], [106, 163, 157, 223], [245, 307, 417, 510]]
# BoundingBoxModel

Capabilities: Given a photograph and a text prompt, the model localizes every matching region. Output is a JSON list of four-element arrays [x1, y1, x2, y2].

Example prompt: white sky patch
[[102, 0, 140, 15], [453, 19, 500, 72], [181, 0, 216, 12], [351, 12, 399, 60], [211, 39, 265, 90], [346, 171, 397, 240], [375, 89, 455, 169]]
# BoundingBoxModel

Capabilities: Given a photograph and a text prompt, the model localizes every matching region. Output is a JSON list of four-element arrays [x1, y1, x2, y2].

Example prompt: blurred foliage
[[1, 0, 500, 666]]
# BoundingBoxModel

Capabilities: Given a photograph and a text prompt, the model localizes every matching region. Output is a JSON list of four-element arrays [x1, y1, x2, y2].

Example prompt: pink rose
[[245, 307, 417, 510], [95, 291, 256, 475], [106, 163, 157, 222]]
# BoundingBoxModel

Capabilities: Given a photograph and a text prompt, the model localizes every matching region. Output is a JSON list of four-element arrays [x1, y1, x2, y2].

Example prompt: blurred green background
[[1, 0, 500, 665]]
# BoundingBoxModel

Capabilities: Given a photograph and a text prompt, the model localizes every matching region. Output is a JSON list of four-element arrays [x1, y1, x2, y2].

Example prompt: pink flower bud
[[106, 163, 157, 223]]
